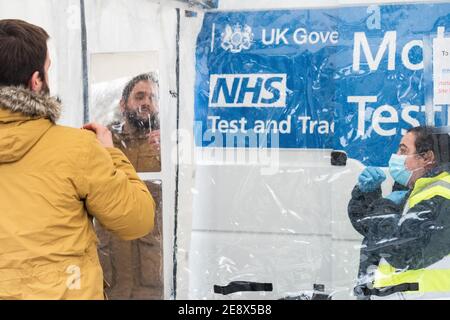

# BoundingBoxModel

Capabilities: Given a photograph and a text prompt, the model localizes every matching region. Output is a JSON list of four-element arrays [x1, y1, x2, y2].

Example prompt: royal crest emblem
[[221, 24, 254, 53]]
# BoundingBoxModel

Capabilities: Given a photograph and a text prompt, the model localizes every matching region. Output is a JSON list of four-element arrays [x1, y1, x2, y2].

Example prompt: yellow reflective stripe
[[408, 172, 450, 208], [374, 265, 450, 293], [410, 172, 449, 198], [409, 185, 450, 208]]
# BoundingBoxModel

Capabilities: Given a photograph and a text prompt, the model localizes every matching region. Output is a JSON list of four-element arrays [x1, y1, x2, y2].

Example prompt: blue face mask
[[389, 154, 413, 186]]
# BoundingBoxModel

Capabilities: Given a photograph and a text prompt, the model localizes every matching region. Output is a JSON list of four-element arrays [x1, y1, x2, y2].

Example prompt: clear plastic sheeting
[[91, 67, 163, 298], [96, 180, 163, 299], [84, 2, 168, 299], [90, 64, 162, 172], [181, 1, 450, 300], [188, 155, 334, 299]]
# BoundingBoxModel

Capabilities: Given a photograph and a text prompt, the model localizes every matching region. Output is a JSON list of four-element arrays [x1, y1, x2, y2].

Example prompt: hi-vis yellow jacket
[[0, 86, 155, 300], [373, 172, 450, 299]]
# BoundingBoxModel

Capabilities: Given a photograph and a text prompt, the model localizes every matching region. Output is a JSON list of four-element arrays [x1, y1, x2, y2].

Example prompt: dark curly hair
[[121, 72, 158, 103], [408, 126, 450, 164]]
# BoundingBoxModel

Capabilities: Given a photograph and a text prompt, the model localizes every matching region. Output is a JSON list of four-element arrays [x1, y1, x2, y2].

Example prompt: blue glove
[[358, 167, 386, 192], [385, 190, 408, 205]]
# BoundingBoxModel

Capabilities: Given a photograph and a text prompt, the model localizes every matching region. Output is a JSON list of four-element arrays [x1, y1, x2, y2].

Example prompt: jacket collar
[[0, 86, 61, 123], [424, 162, 450, 178]]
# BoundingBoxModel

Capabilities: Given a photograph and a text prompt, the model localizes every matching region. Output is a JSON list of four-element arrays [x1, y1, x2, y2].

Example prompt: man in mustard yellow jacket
[[0, 19, 155, 299]]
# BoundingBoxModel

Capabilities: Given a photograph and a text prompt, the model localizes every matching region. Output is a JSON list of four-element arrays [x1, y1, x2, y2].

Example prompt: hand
[[147, 130, 160, 151], [358, 167, 386, 192], [83, 123, 114, 148], [385, 190, 408, 205]]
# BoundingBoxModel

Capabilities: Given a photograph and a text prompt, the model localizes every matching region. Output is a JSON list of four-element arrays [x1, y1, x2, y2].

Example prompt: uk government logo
[[221, 23, 254, 53]]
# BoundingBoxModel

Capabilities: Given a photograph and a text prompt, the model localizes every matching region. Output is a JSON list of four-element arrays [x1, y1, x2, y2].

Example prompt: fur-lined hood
[[0, 86, 61, 123], [0, 86, 60, 163]]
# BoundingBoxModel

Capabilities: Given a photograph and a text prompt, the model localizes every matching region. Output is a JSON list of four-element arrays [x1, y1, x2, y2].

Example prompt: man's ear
[[423, 150, 436, 165], [120, 99, 126, 113], [28, 71, 43, 93]]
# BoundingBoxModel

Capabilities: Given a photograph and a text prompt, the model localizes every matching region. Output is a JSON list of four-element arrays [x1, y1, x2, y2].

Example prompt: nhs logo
[[209, 74, 287, 108]]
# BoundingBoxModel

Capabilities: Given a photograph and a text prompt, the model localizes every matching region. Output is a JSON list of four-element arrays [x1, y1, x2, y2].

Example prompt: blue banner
[[194, 3, 450, 166]]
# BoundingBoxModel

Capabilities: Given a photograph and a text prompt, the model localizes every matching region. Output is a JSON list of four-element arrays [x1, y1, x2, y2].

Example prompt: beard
[[124, 109, 151, 132]]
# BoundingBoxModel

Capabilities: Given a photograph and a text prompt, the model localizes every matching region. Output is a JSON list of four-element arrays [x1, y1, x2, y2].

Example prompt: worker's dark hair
[[121, 72, 159, 103], [0, 19, 49, 87], [407, 126, 434, 155], [408, 126, 450, 164]]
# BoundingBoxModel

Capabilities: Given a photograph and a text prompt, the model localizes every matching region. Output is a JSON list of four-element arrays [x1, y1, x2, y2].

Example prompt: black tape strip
[[355, 282, 419, 297], [171, 8, 181, 300], [214, 282, 273, 295], [80, 0, 89, 123]]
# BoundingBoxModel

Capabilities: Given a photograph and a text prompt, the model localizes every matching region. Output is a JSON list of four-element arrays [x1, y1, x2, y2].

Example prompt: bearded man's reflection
[[109, 73, 161, 172], [96, 73, 163, 300]]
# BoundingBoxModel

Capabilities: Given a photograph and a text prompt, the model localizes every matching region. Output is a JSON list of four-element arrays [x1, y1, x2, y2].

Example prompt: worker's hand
[[385, 190, 408, 205], [358, 167, 386, 192], [83, 123, 114, 148], [147, 130, 160, 151]]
